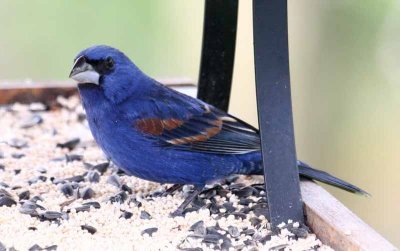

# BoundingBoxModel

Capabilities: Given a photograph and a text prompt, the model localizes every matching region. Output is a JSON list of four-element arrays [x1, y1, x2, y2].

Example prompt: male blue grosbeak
[[69, 45, 367, 216]]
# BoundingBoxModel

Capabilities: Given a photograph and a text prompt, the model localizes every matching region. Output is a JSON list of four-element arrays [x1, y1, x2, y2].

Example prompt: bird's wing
[[133, 89, 260, 154]]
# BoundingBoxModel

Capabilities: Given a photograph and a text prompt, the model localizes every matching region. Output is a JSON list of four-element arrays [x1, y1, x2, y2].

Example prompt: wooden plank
[[301, 180, 398, 251], [0, 78, 195, 105]]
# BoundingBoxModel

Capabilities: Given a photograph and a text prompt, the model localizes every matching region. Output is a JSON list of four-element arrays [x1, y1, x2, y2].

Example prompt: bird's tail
[[296, 160, 369, 196]]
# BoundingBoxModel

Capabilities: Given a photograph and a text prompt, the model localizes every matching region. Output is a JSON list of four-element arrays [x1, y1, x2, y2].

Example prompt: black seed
[[0, 164, 4, 171], [36, 167, 47, 174], [28, 244, 43, 251], [56, 138, 80, 150], [44, 245, 58, 251], [239, 198, 254, 206], [20, 114, 43, 129], [216, 188, 229, 198], [65, 154, 82, 162], [107, 174, 121, 188], [18, 190, 30, 201], [109, 191, 128, 204], [232, 186, 255, 198], [0, 196, 16, 207], [129, 198, 142, 207], [121, 184, 132, 194], [65, 175, 85, 183], [178, 248, 203, 251], [191, 197, 206, 209], [60, 183, 74, 197], [8, 138, 28, 149], [250, 217, 262, 227], [0, 182, 9, 188], [80, 187, 95, 200], [189, 221, 206, 236], [81, 225, 96, 234], [30, 195, 44, 203], [86, 170, 100, 183], [11, 153, 25, 159], [242, 228, 255, 236], [92, 162, 109, 174], [202, 234, 221, 244], [121, 211, 133, 219], [222, 202, 236, 213], [209, 204, 221, 215], [288, 226, 309, 239], [74, 205, 91, 213], [43, 211, 63, 220], [227, 226, 240, 238], [14, 169, 21, 175], [201, 188, 217, 199], [11, 185, 22, 190], [28, 226, 38, 231], [140, 210, 152, 220], [141, 227, 158, 237], [82, 201, 101, 209]]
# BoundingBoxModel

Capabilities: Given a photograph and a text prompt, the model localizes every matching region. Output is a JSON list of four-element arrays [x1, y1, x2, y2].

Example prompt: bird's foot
[[169, 184, 205, 217]]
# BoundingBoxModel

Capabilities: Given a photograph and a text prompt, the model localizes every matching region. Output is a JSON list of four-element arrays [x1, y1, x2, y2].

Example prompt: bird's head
[[69, 45, 146, 103]]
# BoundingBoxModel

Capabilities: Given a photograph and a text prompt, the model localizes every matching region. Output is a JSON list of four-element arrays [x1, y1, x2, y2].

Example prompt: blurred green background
[[0, 0, 399, 247]]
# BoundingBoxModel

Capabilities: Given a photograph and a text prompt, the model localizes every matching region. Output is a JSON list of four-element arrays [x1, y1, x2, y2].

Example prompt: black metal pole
[[253, 0, 304, 227], [197, 0, 238, 112]]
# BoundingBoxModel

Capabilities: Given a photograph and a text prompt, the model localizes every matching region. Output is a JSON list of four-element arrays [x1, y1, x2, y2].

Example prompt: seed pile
[[0, 96, 333, 251]]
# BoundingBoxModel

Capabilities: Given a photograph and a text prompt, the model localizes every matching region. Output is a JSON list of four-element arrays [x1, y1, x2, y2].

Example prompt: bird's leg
[[170, 185, 205, 217], [162, 184, 184, 196]]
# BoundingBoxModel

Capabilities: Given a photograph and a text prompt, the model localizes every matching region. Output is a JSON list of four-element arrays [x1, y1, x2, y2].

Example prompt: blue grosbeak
[[69, 45, 367, 216]]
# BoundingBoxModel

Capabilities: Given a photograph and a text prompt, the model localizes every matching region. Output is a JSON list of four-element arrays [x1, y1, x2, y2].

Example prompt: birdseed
[[0, 96, 333, 251]]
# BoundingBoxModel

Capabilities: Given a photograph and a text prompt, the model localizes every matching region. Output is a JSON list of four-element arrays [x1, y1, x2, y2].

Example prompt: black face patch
[[86, 57, 115, 75]]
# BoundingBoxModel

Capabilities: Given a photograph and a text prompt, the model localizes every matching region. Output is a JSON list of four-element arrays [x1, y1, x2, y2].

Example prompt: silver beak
[[69, 56, 100, 85]]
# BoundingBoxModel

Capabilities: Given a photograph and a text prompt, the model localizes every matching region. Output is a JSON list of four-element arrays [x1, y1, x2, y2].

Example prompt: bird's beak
[[69, 56, 100, 85]]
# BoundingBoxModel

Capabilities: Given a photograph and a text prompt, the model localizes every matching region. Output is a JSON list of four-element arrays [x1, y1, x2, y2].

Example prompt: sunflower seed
[[107, 174, 121, 188], [43, 211, 63, 220], [93, 162, 109, 174], [80, 187, 95, 200], [121, 184, 132, 194], [28, 244, 43, 251], [65, 154, 82, 162], [65, 175, 85, 183], [86, 170, 100, 183], [44, 245, 58, 251], [141, 227, 158, 237], [0, 164, 4, 171], [56, 138, 80, 150], [189, 221, 206, 236], [121, 211, 133, 219], [0, 196, 16, 207], [81, 225, 96, 234], [109, 191, 127, 204], [82, 201, 101, 209], [202, 234, 221, 244], [227, 225, 240, 238], [8, 138, 28, 149], [18, 190, 30, 201], [140, 210, 152, 220], [11, 153, 25, 159], [0, 241, 5, 251], [20, 114, 43, 129], [60, 183, 74, 197]]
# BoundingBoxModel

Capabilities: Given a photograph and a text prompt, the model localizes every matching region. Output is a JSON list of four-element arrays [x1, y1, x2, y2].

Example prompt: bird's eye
[[105, 57, 114, 70]]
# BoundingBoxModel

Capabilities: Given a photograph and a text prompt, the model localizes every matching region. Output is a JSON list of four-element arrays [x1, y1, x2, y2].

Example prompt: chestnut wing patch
[[135, 118, 184, 136], [133, 105, 260, 155]]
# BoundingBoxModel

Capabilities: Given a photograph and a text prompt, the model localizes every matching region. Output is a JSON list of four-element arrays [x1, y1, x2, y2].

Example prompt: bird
[[69, 45, 368, 216]]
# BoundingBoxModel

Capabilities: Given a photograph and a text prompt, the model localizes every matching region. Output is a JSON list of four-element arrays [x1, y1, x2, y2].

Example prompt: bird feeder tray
[[0, 81, 396, 251]]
